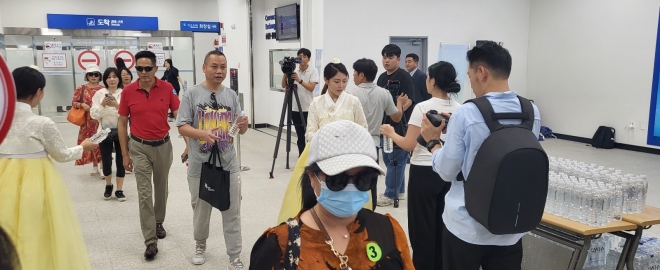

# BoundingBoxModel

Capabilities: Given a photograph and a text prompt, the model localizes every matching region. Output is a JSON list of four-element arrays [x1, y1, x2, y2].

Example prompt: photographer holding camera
[[280, 48, 319, 155], [376, 44, 415, 208], [421, 42, 541, 270], [381, 61, 461, 270]]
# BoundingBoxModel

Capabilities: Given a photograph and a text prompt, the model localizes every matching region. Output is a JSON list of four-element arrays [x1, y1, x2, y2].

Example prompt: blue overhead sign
[[47, 14, 159, 31], [180, 21, 220, 32]]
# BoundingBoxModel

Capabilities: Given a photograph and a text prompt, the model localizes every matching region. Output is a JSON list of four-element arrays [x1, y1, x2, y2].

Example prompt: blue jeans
[[382, 145, 408, 199]]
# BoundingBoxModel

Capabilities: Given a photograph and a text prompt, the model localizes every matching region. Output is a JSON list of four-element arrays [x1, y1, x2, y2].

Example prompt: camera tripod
[[269, 74, 306, 178]]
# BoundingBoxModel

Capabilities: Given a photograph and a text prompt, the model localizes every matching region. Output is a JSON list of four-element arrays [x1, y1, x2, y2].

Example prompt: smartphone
[[105, 93, 115, 100], [181, 154, 189, 163]]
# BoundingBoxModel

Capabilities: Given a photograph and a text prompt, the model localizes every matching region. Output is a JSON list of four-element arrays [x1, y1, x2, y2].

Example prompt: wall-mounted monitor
[[275, 3, 300, 41]]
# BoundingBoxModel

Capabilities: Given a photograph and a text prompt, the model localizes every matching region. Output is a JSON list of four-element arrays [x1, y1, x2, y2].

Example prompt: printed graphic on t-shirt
[[196, 101, 234, 153]]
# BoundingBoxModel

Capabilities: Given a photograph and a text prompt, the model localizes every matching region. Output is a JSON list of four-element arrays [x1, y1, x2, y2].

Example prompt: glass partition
[[0, 36, 6, 59], [4, 35, 35, 71], [171, 37, 194, 92], [106, 37, 139, 85], [1, 29, 196, 115], [138, 37, 170, 80], [269, 49, 299, 91], [35, 36, 74, 115]]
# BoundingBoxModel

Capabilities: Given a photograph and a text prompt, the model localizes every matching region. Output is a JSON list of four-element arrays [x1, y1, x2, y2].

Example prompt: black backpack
[[591, 126, 615, 149], [458, 96, 549, 235]]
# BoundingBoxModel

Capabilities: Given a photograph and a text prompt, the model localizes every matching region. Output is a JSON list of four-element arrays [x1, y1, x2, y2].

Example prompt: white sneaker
[[227, 258, 244, 270], [377, 193, 393, 207], [192, 242, 206, 265], [398, 193, 406, 200]]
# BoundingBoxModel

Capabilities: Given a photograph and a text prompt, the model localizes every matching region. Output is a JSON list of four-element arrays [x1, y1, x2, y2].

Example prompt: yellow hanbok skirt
[[0, 157, 91, 270], [276, 143, 374, 224]]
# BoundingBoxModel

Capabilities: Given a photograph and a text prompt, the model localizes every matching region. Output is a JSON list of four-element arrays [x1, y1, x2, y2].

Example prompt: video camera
[[279, 57, 302, 91], [279, 56, 302, 75]]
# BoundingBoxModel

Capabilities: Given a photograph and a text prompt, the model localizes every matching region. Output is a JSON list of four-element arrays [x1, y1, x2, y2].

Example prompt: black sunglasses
[[135, 66, 154, 72], [211, 92, 219, 107], [87, 72, 101, 77], [322, 170, 379, 192]]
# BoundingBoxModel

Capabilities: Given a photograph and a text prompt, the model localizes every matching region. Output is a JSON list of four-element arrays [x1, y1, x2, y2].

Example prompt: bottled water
[[584, 236, 610, 268], [383, 136, 394, 154], [89, 128, 111, 144], [546, 178, 556, 214], [546, 155, 647, 227], [229, 111, 246, 138], [614, 184, 624, 220], [628, 237, 660, 270]]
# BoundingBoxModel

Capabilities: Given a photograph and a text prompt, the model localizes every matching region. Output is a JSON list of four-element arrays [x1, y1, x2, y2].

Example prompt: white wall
[[216, 0, 252, 120], [193, 33, 219, 84], [252, 0, 301, 125], [526, 0, 660, 147], [323, 0, 531, 97], [0, 0, 218, 30]]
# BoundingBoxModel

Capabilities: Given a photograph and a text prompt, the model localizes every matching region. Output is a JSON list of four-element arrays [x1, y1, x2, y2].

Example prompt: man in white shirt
[[421, 41, 541, 270], [281, 48, 320, 155], [346, 58, 406, 209]]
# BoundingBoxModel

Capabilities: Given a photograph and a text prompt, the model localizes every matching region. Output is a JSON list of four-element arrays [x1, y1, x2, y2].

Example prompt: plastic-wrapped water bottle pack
[[598, 236, 660, 270], [581, 234, 613, 269]]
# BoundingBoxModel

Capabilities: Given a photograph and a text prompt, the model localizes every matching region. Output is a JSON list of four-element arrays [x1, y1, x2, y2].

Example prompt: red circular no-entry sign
[[77, 50, 101, 70], [114, 50, 135, 70], [0, 55, 16, 145]]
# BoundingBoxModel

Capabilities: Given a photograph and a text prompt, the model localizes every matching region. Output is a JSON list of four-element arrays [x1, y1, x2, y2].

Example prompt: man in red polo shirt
[[118, 50, 180, 260]]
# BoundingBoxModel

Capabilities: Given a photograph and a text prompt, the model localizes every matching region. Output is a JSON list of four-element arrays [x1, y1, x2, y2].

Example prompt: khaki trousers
[[130, 138, 173, 245]]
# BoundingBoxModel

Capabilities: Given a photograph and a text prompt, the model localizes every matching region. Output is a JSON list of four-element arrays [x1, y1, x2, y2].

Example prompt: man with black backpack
[[420, 41, 546, 270]]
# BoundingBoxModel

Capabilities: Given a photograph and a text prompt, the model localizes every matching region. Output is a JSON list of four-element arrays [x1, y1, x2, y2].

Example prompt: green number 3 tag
[[366, 242, 382, 262]]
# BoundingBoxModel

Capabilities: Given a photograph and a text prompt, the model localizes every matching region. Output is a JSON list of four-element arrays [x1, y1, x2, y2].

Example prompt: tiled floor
[[48, 118, 660, 269]]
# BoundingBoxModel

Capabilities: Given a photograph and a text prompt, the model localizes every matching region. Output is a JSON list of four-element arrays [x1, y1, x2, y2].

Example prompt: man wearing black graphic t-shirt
[[376, 44, 415, 207]]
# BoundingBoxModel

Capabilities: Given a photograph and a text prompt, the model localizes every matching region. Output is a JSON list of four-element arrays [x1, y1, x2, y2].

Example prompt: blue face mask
[[315, 175, 370, 218]]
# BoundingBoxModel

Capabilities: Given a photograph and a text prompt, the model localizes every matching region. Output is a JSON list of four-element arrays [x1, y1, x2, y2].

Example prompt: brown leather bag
[[67, 85, 87, 126]]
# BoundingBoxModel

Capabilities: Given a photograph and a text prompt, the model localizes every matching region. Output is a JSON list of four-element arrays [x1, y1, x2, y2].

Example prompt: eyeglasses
[[87, 73, 101, 77], [321, 170, 378, 192], [135, 66, 154, 72]]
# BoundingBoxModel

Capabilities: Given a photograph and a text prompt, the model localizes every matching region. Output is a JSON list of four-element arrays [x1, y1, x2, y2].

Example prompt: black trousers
[[443, 227, 523, 270], [290, 111, 308, 155], [99, 139, 125, 178], [371, 147, 380, 211], [408, 164, 450, 270]]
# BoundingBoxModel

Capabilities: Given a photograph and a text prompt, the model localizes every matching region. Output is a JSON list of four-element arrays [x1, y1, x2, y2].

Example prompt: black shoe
[[156, 223, 166, 239], [115, 190, 126, 202], [144, 242, 158, 260], [104, 184, 113, 200]]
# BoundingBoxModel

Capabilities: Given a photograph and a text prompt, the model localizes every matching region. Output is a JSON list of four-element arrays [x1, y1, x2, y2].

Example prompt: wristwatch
[[297, 79, 303, 84], [426, 139, 442, 152]]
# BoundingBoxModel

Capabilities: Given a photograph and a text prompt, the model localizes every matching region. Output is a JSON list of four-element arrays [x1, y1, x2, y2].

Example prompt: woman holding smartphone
[[91, 67, 126, 201]]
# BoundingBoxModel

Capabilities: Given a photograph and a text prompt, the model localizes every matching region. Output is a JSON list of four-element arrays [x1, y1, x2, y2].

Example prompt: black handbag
[[199, 142, 231, 211]]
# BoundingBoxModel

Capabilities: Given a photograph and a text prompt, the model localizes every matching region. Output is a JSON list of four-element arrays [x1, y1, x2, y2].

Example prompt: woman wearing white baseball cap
[[250, 120, 414, 270], [71, 64, 104, 176]]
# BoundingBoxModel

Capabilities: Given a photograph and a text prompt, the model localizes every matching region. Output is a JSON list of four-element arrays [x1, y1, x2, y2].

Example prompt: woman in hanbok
[[277, 59, 369, 224], [0, 66, 98, 270]]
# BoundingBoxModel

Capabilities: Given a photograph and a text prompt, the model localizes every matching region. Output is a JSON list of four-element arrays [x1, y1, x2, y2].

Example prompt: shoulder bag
[[67, 85, 87, 126]]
